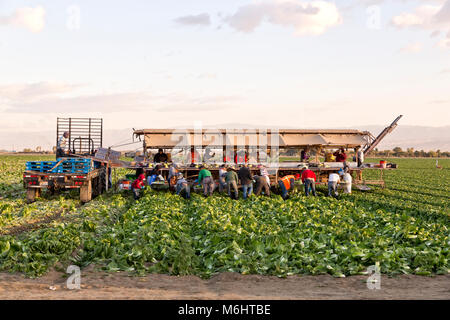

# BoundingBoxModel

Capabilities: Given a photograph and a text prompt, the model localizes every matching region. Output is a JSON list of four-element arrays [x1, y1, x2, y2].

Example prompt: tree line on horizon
[[368, 147, 450, 158]]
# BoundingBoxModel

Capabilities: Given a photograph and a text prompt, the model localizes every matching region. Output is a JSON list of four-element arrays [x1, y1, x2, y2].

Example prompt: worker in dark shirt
[[300, 148, 310, 162], [154, 148, 168, 163], [238, 164, 253, 199]]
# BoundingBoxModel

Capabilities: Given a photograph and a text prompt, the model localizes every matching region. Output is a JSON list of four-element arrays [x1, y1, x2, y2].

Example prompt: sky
[[0, 0, 449, 149]]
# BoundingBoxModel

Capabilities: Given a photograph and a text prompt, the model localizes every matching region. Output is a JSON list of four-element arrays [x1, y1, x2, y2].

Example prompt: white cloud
[[399, 42, 423, 53], [0, 6, 46, 33], [0, 82, 243, 114], [174, 13, 211, 26], [392, 0, 450, 48], [0, 82, 81, 102], [224, 0, 342, 36], [392, 5, 441, 28]]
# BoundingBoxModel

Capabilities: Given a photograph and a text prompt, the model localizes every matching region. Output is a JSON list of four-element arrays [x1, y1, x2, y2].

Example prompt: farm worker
[[300, 148, 310, 162], [278, 174, 300, 200], [334, 148, 347, 163], [238, 164, 253, 199], [153, 148, 168, 163], [132, 174, 146, 200], [225, 167, 239, 200], [147, 165, 161, 185], [328, 172, 341, 197], [253, 175, 271, 197], [218, 165, 227, 193], [175, 173, 191, 199], [198, 165, 215, 197], [56, 131, 69, 158], [301, 166, 317, 196], [258, 164, 271, 186], [168, 163, 179, 191], [355, 147, 364, 167], [342, 169, 352, 194]]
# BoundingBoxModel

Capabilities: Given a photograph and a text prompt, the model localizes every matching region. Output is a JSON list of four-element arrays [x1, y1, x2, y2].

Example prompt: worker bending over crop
[[175, 173, 191, 199], [253, 175, 271, 197], [341, 168, 352, 194], [132, 174, 146, 200], [225, 167, 239, 200], [328, 171, 341, 197], [238, 164, 253, 199], [301, 166, 317, 196], [278, 174, 300, 200], [218, 165, 227, 193], [198, 165, 215, 197], [168, 163, 179, 191]]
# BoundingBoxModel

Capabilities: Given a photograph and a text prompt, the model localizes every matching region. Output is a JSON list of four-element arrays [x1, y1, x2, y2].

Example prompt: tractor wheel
[[26, 188, 41, 203], [98, 167, 107, 195]]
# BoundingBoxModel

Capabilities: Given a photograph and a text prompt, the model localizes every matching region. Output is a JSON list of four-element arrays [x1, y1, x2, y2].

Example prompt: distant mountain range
[[1, 125, 449, 152]]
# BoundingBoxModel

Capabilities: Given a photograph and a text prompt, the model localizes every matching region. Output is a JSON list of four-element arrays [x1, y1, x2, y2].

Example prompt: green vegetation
[[0, 156, 448, 278]]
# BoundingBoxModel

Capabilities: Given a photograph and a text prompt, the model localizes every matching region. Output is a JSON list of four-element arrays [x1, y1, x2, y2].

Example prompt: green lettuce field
[[0, 155, 448, 278]]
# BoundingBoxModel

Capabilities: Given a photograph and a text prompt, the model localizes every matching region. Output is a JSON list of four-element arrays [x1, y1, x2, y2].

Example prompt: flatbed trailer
[[23, 117, 113, 203], [23, 164, 108, 203]]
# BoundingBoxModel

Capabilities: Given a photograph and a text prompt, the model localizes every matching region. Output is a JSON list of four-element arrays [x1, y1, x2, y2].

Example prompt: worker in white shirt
[[57, 131, 69, 158], [355, 147, 364, 167], [328, 171, 341, 197], [342, 168, 352, 194], [218, 165, 227, 193]]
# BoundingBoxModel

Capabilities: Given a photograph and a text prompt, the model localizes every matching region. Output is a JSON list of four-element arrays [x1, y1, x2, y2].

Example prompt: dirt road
[[0, 268, 448, 300]]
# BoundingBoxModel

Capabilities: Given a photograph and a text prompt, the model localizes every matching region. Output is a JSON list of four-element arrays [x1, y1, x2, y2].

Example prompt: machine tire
[[98, 167, 107, 195]]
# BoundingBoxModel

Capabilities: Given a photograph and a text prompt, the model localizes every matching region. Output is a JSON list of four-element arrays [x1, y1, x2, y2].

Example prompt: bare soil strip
[[0, 269, 448, 300]]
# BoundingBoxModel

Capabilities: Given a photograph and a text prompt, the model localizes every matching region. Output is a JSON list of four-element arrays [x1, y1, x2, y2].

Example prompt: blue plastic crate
[[26, 159, 92, 174], [56, 159, 92, 174], [26, 161, 57, 172]]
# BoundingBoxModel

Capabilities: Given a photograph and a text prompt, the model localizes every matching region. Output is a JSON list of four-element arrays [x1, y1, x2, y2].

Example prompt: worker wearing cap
[[175, 173, 191, 199], [225, 166, 239, 200], [57, 131, 69, 158], [278, 174, 300, 200], [301, 166, 317, 196], [328, 171, 341, 197], [132, 174, 146, 200], [198, 165, 215, 197]]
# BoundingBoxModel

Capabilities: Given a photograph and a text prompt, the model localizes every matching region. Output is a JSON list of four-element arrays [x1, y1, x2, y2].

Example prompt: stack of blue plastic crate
[[26, 158, 92, 174]]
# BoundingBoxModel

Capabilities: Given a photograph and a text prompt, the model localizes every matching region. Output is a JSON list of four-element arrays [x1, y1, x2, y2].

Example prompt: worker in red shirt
[[334, 148, 347, 162], [278, 173, 300, 200], [301, 166, 317, 196], [132, 174, 146, 200]]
